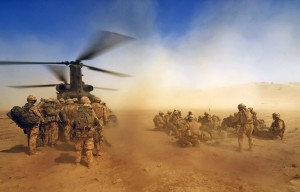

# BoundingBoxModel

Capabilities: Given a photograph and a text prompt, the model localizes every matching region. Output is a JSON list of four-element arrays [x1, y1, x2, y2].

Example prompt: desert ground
[[0, 109, 300, 192]]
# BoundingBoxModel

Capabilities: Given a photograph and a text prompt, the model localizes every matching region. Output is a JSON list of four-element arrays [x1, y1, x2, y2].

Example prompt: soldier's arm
[[30, 106, 45, 122], [278, 121, 285, 130]]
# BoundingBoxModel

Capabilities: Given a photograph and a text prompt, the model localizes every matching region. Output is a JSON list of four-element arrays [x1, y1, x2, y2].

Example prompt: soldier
[[60, 98, 77, 143], [211, 115, 221, 131], [91, 97, 106, 156], [248, 107, 259, 134], [180, 115, 201, 147], [153, 112, 165, 130], [23, 95, 45, 155], [200, 112, 213, 139], [73, 96, 100, 168], [163, 111, 172, 124], [233, 103, 254, 152], [40, 98, 60, 146], [270, 113, 285, 140]]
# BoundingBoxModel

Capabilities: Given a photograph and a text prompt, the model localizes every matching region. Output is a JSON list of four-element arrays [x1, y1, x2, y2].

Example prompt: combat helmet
[[272, 113, 280, 119], [94, 96, 101, 103], [65, 98, 74, 104], [73, 98, 78, 103], [27, 95, 37, 103], [59, 98, 65, 103], [80, 96, 91, 104], [237, 103, 246, 110]]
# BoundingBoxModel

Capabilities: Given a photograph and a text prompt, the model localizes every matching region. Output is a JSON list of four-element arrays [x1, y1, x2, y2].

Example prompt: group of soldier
[[18, 95, 113, 168], [153, 103, 286, 152]]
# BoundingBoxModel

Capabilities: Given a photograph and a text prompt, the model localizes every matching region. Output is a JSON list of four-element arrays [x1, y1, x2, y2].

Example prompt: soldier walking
[[91, 97, 106, 156], [73, 96, 100, 168], [233, 103, 254, 152], [23, 95, 45, 155]]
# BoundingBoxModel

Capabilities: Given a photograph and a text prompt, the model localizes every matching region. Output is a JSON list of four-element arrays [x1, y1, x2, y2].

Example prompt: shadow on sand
[[0, 144, 28, 154], [55, 153, 76, 164], [54, 142, 74, 152]]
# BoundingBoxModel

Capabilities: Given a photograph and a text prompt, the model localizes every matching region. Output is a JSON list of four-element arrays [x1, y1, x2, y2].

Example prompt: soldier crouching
[[73, 96, 100, 168], [270, 113, 285, 140]]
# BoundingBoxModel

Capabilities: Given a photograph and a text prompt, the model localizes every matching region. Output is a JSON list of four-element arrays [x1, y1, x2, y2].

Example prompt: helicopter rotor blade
[[0, 61, 66, 65], [93, 87, 119, 91], [77, 31, 134, 61], [46, 66, 68, 84], [82, 64, 131, 77], [8, 84, 57, 88]]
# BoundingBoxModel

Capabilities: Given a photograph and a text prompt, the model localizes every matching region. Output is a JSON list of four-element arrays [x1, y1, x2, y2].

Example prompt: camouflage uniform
[[233, 104, 254, 152], [270, 113, 285, 140], [153, 112, 165, 130], [200, 113, 214, 139], [23, 95, 45, 155], [178, 115, 201, 147], [73, 97, 100, 168], [60, 99, 77, 143], [41, 98, 60, 146], [91, 97, 106, 156]]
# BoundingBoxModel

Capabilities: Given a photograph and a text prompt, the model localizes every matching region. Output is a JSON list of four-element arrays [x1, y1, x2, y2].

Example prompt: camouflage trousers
[[238, 124, 254, 151], [26, 126, 39, 155], [44, 122, 59, 146], [63, 124, 72, 143], [74, 136, 94, 167], [270, 128, 285, 140], [93, 129, 103, 156]]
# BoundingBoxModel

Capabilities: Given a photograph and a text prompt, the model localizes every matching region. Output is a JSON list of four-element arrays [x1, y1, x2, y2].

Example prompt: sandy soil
[[0, 109, 300, 192]]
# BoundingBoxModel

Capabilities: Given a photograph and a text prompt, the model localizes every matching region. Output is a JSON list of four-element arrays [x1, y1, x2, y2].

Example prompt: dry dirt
[[0, 109, 300, 192]]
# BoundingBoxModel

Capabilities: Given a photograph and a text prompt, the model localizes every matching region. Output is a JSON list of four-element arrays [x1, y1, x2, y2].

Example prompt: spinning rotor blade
[[77, 31, 134, 61], [46, 66, 68, 84], [0, 61, 66, 65], [8, 84, 57, 88], [82, 64, 131, 77], [93, 87, 119, 91]]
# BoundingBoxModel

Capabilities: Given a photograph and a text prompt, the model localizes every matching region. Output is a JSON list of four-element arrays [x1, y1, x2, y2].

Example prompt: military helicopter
[[0, 31, 134, 101]]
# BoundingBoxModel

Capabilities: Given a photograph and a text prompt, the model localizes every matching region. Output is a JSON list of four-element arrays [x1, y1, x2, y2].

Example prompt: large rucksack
[[42, 103, 58, 116], [8, 106, 40, 129], [242, 109, 253, 124], [75, 106, 95, 130]]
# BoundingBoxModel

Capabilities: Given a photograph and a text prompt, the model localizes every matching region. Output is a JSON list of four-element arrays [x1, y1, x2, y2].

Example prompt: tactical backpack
[[75, 106, 95, 130], [42, 103, 58, 116], [243, 109, 253, 124], [8, 106, 39, 129]]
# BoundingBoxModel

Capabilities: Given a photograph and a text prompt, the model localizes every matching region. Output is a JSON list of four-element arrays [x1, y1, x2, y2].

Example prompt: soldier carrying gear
[[23, 95, 45, 155], [153, 112, 165, 130], [60, 98, 77, 143], [233, 103, 254, 152], [178, 115, 201, 147], [91, 96, 107, 156], [270, 113, 285, 140], [41, 98, 60, 146], [248, 107, 259, 134], [73, 96, 100, 168]]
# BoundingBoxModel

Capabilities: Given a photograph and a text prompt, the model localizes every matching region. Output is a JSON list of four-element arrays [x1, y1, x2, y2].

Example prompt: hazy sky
[[0, 0, 300, 110]]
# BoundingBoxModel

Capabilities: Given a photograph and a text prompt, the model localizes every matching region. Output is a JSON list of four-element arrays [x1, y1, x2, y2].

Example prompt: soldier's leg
[[85, 137, 94, 168], [238, 127, 245, 152], [63, 124, 72, 143], [28, 126, 39, 155], [245, 124, 254, 151], [74, 137, 84, 165], [43, 124, 50, 145], [94, 130, 103, 156], [49, 122, 58, 146]]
